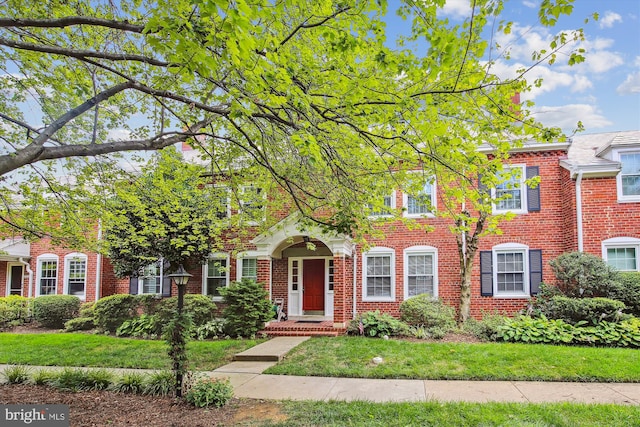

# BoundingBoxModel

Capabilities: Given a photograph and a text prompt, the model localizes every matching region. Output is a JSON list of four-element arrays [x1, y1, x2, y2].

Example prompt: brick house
[[2, 130, 638, 332]]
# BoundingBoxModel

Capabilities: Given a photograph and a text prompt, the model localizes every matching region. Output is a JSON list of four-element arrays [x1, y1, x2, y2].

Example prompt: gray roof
[[567, 130, 640, 166]]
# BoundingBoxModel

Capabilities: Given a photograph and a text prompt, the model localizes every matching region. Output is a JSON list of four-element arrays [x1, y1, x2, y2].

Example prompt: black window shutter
[[480, 251, 493, 296], [129, 277, 138, 295], [526, 166, 541, 212], [161, 260, 172, 297], [529, 249, 543, 295]]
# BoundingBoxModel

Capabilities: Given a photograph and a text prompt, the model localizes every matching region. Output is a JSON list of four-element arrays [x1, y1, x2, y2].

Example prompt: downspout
[[269, 257, 273, 300], [575, 170, 584, 252], [95, 219, 103, 302], [352, 244, 358, 319], [18, 257, 33, 299]]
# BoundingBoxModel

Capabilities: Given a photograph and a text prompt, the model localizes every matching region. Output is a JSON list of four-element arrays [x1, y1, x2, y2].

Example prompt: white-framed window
[[602, 237, 640, 271], [240, 185, 265, 223], [237, 257, 258, 281], [493, 165, 527, 214], [404, 246, 438, 298], [616, 150, 640, 202], [212, 186, 231, 219], [203, 254, 229, 299], [64, 253, 87, 299], [139, 260, 164, 294], [368, 192, 396, 217], [492, 243, 529, 297], [403, 180, 436, 217], [327, 259, 335, 292], [362, 247, 395, 301], [36, 254, 58, 296]]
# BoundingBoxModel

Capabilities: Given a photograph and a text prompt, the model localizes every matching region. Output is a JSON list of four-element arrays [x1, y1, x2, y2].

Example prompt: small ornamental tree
[[219, 279, 273, 338]]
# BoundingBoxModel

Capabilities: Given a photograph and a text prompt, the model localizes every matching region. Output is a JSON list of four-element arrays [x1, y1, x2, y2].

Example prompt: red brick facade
[[1, 131, 638, 328]]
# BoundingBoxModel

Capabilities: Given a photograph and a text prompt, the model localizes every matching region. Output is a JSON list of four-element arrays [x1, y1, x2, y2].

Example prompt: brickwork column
[[257, 256, 272, 299], [332, 254, 353, 328]]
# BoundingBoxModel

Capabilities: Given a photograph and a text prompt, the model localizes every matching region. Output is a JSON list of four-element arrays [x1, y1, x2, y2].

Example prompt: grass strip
[[0, 333, 261, 371], [265, 336, 640, 382]]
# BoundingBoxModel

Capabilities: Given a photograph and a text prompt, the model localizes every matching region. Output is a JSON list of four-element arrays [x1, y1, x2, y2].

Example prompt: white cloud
[[107, 128, 131, 142], [617, 72, 640, 95], [579, 49, 624, 74], [522, 1, 538, 9], [599, 11, 622, 29], [533, 104, 612, 131], [634, 56, 640, 67], [437, 0, 471, 19]]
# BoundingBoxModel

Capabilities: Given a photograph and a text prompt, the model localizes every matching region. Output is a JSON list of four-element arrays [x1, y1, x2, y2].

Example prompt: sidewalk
[[2, 337, 639, 405]]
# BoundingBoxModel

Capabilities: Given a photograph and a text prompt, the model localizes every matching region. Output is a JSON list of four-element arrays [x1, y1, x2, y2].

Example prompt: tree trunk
[[458, 262, 473, 325]]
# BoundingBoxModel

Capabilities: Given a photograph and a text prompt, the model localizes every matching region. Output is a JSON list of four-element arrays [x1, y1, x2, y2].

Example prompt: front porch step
[[259, 319, 346, 338], [261, 329, 342, 337]]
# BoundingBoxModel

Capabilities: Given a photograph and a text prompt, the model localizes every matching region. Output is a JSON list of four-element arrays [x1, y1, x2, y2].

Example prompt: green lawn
[[0, 333, 261, 371], [249, 400, 640, 427], [264, 336, 640, 382]]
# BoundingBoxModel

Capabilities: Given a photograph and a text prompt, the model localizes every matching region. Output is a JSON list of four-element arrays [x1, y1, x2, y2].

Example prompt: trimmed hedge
[[608, 272, 640, 316], [347, 310, 410, 337], [155, 294, 217, 327], [0, 295, 32, 326], [93, 294, 138, 332], [32, 295, 81, 328], [549, 252, 619, 297], [399, 295, 456, 338], [544, 296, 627, 326]]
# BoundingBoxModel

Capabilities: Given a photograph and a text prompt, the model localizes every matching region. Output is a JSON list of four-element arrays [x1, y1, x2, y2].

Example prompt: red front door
[[303, 259, 325, 311]]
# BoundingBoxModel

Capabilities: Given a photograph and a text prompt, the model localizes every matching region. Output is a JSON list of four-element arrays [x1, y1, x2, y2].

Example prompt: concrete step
[[233, 336, 310, 362]]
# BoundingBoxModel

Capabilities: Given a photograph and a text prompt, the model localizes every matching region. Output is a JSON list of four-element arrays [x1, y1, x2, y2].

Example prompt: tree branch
[[0, 17, 146, 33]]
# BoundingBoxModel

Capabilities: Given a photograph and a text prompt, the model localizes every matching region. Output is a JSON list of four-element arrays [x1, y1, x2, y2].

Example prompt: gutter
[[95, 219, 103, 302], [575, 171, 584, 252], [18, 257, 33, 299]]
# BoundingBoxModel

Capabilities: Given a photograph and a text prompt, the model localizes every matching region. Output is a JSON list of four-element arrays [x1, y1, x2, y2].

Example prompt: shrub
[[185, 377, 233, 408], [549, 252, 619, 298], [31, 369, 57, 386], [544, 296, 627, 325], [0, 295, 32, 326], [219, 279, 273, 338], [156, 294, 217, 328], [463, 314, 507, 341], [64, 317, 96, 332], [51, 368, 113, 391], [347, 310, 410, 338], [608, 272, 640, 316], [143, 370, 174, 396], [32, 295, 81, 328], [2, 365, 30, 384], [116, 314, 161, 338], [79, 302, 95, 318], [399, 295, 456, 338], [93, 294, 138, 332], [135, 294, 163, 315]]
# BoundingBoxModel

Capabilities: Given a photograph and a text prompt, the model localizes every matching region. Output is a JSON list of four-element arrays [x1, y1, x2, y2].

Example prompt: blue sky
[[389, 0, 640, 135]]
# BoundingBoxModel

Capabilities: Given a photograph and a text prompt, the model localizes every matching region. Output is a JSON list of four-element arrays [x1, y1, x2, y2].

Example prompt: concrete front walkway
[[2, 337, 639, 405]]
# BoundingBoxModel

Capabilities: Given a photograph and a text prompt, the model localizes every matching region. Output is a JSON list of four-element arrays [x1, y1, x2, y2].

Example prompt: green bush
[[219, 279, 273, 338], [194, 319, 226, 340], [399, 295, 456, 338], [608, 272, 640, 316], [79, 302, 95, 318], [463, 314, 507, 341], [156, 294, 217, 327], [116, 314, 161, 338], [497, 315, 640, 348], [549, 252, 619, 298], [544, 296, 627, 325], [143, 370, 174, 396], [1, 365, 30, 384], [185, 377, 233, 408], [51, 368, 113, 391], [93, 294, 138, 332], [32, 295, 81, 328], [110, 372, 146, 394], [347, 310, 410, 338], [0, 295, 32, 326], [64, 317, 96, 332]]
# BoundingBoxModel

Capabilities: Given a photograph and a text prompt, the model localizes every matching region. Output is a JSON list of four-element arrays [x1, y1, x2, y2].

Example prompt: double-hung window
[[37, 255, 58, 296], [65, 253, 87, 299], [480, 243, 543, 298], [602, 237, 640, 271], [204, 256, 229, 299], [368, 193, 395, 217], [240, 186, 265, 224], [404, 246, 438, 298], [237, 257, 258, 282], [140, 261, 163, 294], [363, 248, 395, 301], [617, 151, 640, 201], [494, 166, 525, 213], [404, 181, 435, 217]]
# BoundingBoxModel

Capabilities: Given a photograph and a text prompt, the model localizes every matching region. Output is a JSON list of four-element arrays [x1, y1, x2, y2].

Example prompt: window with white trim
[[213, 186, 231, 219], [617, 151, 640, 201], [240, 186, 265, 223], [363, 247, 395, 301], [404, 181, 435, 217], [493, 165, 526, 213], [368, 193, 395, 217], [602, 237, 640, 271], [238, 257, 258, 281], [65, 253, 87, 299], [492, 243, 529, 296], [140, 261, 163, 294], [36, 255, 58, 296], [204, 256, 229, 298], [404, 246, 437, 298]]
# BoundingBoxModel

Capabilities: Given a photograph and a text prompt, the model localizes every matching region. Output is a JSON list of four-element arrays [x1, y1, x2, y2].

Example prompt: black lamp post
[[167, 264, 192, 397]]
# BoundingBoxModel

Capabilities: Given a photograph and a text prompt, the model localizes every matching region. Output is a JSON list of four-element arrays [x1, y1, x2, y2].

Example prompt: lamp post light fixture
[[167, 264, 192, 398]]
